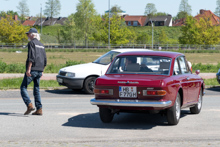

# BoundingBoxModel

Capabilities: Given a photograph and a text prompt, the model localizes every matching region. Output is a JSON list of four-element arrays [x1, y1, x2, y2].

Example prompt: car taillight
[[94, 89, 113, 95], [143, 90, 166, 96]]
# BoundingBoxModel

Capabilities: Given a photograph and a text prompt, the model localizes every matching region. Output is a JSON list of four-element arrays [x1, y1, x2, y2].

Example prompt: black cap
[[25, 28, 38, 34]]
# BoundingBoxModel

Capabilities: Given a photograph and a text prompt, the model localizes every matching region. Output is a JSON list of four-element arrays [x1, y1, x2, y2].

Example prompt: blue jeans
[[20, 71, 42, 110]]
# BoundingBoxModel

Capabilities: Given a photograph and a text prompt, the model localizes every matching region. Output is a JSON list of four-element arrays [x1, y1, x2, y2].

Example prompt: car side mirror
[[195, 70, 200, 75]]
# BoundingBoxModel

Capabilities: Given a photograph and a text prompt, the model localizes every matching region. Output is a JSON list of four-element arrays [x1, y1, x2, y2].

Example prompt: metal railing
[[0, 43, 219, 50]]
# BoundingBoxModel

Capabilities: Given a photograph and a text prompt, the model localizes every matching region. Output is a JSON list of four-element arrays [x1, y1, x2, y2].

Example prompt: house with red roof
[[22, 20, 35, 26], [124, 15, 147, 26], [195, 9, 220, 25], [173, 9, 220, 26]]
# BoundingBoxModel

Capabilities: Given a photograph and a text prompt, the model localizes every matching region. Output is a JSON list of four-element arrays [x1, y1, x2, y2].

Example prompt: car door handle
[[186, 77, 190, 80]]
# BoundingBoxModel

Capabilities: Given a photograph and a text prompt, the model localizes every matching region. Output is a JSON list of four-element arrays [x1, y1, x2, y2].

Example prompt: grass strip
[[0, 78, 63, 90], [0, 77, 218, 90], [203, 78, 219, 86]]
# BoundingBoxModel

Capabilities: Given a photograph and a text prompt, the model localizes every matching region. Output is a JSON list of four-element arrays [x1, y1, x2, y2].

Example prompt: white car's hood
[[60, 62, 109, 78]]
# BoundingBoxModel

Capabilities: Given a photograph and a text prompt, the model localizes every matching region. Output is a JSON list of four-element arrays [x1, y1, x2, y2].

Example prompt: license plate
[[57, 78, 63, 83], [119, 86, 137, 98]]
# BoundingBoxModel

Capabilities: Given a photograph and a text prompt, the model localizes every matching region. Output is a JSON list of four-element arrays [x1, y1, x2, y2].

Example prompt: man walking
[[20, 28, 47, 115]]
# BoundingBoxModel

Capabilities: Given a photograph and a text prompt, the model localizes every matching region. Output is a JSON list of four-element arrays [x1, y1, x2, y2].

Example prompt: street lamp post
[[108, 0, 110, 49], [40, 4, 42, 34], [150, 19, 154, 49]]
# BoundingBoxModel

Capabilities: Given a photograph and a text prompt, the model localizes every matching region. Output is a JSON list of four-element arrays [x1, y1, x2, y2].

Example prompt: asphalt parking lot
[[0, 88, 219, 147]]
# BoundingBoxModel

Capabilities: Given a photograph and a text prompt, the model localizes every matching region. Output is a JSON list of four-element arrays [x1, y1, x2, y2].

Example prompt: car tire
[[166, 92, 181, 125], [84, 77, 97, 94], [190, 89, 203, 114], [99, 108, 114, 123]]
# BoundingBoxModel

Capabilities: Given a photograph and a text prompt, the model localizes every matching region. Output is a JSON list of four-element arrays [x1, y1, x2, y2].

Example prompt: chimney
[[14, 15, 18, 21], [200, 9, 205, 14]]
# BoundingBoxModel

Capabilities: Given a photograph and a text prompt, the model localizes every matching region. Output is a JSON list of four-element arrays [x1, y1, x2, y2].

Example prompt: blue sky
[[0, 0, 217, 17]]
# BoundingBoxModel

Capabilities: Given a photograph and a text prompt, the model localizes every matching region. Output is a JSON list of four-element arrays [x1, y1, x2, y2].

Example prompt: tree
[[144, 3, 157, 17], [74, 0, 97, 46], [179, 16, 220, 45], [179, 16, 199, 44], [159, 30, 168, 44], [136, 32, 150, 44], [44, 0, 61, 18], [92, 14, 136, 44], [0, 11, 19, 18], [111, 5, 123, 13], [57, 14, 76, 44], [17, 0, 29, 21], [0, 16, 29, 43], [215, 0, 220, 17], [179, 0, 192, 15], [176, 11, 188, 19], [155, 12, 168, 16]]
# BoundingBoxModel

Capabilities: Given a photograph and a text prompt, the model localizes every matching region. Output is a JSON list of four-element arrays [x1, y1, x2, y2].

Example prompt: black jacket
[[26, 38, 47, 72]]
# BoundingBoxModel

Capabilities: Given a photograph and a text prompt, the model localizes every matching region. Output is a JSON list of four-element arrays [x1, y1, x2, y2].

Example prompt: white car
[[56, 49, 151, 94]]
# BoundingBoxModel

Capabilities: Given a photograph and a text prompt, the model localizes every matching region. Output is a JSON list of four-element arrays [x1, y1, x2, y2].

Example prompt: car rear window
[[107, 55, 172, 75]]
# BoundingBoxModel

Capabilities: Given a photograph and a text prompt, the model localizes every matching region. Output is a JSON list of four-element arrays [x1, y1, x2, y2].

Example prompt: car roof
[[116, 51, 184, 58], [111, 48, 152, 53]]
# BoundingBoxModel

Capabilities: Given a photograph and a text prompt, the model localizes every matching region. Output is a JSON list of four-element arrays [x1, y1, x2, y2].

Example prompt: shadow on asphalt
[[45, 89, 92, 95], [0, 112, 28, 117], [206, 86, 220, 92], [62, 110, 189, 129]]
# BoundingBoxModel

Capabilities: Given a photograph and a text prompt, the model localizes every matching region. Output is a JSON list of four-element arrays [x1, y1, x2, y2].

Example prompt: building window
[[133, 21, 138, 26], [128, 21, 131, 26]]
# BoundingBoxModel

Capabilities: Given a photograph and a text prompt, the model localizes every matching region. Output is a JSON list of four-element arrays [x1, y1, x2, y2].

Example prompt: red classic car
[[90, 51, 205, 125]]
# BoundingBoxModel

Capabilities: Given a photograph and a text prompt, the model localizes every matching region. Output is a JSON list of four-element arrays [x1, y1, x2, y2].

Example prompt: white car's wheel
[[190, 89, 203, 114], [166, 92, 181, 125], [84, 76, 97, 94]]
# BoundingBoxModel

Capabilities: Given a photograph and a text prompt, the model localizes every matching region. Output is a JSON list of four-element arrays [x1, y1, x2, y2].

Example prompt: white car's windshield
[[107, 55, 172, 75], [93, 51, 120, 65]]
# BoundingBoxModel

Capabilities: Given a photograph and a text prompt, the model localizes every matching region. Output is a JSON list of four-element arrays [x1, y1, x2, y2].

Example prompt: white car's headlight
[[66, 72, 75, 77]]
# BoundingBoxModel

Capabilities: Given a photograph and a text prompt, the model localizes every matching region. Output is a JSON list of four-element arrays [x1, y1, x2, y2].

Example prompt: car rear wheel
[[190, 89, 203, 114], [166, 92, 181, 125], [99, 108, 114, 123], [84, 76, 97, 94]]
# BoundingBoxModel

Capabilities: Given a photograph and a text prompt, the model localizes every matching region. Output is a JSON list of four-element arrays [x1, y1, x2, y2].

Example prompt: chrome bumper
[[90, 98, 172, 108]]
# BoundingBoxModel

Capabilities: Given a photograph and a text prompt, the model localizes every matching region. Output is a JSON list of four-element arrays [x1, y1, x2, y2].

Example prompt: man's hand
[[26, 62, 32, 77], [26, 70, 31, 77]]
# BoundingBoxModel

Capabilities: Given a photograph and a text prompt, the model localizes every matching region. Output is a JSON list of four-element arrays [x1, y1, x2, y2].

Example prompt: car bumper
[[90, 98, 172, 108], [216, 73, 220, 84], [56, 75, 84, 89]]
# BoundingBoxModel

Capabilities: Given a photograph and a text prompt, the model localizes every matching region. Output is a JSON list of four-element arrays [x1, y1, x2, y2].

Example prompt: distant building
[[105, 10, 127, 17], [173, 9, 220, 26], [172, 18, 186, 26], [22, 20, 35, 26], [34, 17, 67, 26], [145, 15, 173, 27], [124, 15, 147, 26], [0, 15, 19, 21], [195, 9, 220, 25]]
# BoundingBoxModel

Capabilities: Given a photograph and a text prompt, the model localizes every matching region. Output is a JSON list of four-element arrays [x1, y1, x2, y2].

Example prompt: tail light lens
[[143, 90, 166, 96], [94, 89, 113, 95]]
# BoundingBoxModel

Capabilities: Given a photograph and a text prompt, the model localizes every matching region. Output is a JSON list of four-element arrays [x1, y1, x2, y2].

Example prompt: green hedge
[[1, 60, 220, 73], [0, 60, 85, 73], [192, 63, 220, 73]]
